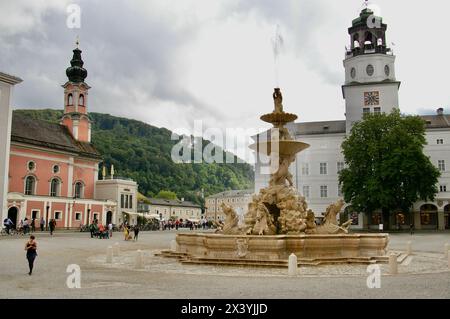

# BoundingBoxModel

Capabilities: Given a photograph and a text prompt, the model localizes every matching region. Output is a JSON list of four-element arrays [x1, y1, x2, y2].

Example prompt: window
[[337, 162, 345, 174], [125, 195, 129, 209], [27, 161, 36, 171], [303, 186, 310, 199], [129, 195, 133, 209], [79, 94, 85, 106], [437, 139, 444, 145], [54, 212, 62, 220], [50, 178, 60, 197], [53, 165, 60, 174], [75, 213, 81, 221], [374, 107, 381, 114], [93, 213, 99, 221], [363, 108, 370, 115], [320, 163, 328, 175], [320, 186, 328, 198], [68, 94, 73, 105], [302, 163, 309, 176], [25, 176, 36, 195], [121, 194, 125, 208], [74, 182, 83, 199], [438, 160, 446, 172], [440, 185, 447, 193]]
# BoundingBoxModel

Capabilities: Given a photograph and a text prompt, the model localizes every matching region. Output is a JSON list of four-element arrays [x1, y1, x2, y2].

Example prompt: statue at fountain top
[[273, 88, 283, 113]]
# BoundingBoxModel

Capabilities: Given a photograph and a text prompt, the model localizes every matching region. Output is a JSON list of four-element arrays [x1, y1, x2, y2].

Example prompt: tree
[[155, 190, 178, 200], [339, 110, 440, 229]]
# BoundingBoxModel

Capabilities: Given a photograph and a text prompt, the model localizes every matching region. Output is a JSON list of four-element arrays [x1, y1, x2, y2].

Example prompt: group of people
[[3, 217, 56, 235], [89, 219, 113, 239], [123, 223, 140, 241], [160, 218, 210, 231]]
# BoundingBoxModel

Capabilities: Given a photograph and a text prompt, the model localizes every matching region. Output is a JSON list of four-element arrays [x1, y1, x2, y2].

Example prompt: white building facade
[[255, 7, 450, 231]]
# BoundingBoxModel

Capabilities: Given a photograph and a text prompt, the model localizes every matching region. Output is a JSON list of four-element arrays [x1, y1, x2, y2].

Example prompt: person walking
[[3, 217, 14, 235], [133, 225, 140, 241], [410, 223, 414, 235], [24, 235, 37, 275], [39, 217, 45, 232], [31, 218, 36, 233], [49, 219, 56, 236], [23, 218, 29, 235], [108, 222, 113, 238], [124, 224, 129, 241]]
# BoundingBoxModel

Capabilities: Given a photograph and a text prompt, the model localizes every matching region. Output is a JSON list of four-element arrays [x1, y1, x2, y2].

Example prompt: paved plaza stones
[[0, 231, 449, 299]]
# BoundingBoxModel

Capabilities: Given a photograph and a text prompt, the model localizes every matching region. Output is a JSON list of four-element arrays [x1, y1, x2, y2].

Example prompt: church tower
[[342, 4, 400, 134], [61, 43, 92, 142]]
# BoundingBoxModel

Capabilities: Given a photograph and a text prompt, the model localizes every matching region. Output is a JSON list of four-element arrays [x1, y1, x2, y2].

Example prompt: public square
[[0, 231, 449, 299]]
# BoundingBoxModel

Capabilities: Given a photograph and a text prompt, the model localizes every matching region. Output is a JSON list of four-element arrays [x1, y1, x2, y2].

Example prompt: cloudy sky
[[1, 0, 449, 162]]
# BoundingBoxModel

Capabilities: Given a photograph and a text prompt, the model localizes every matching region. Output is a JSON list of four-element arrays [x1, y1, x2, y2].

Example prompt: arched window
[[74, 181, 84, 199], [25, 176, 36, 195], [79, 94, 85, 106], [68, 94, 73, 105], [50, 178, 61, 197]]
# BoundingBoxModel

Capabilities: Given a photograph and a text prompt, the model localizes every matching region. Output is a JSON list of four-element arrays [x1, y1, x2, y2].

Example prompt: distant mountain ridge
[[13, 109, 255, 206]]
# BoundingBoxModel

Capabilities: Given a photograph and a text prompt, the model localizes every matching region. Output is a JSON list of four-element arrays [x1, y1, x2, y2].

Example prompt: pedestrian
[[108, 222, 113, 238], [409, 223, 414, 235], [49, 219, 56, 236], [3, 217, 14, 234], [134, 225, 140, 241], [31, 218, 36, 233], [24, 235, 37, 275], [124, 224, 129, 241], [40, 217, 45, 232], [23, 218, 29, 235], [89, 222, 95, 238], [175, 219, 179, 230]]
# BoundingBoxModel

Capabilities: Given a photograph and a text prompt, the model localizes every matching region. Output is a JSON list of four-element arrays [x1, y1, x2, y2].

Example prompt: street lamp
[[45, 205, 50, 231]]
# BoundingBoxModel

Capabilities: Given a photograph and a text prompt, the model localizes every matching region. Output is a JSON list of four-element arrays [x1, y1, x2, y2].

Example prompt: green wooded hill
[[13, 109, 254, 205]]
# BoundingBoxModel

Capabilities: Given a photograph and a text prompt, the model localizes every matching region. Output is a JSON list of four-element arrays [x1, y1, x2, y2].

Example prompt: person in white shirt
[[108, 223, 113, 238]]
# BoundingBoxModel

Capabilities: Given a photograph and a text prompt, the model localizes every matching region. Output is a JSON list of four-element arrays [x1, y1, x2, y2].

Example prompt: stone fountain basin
[[175, 233, 389, 263]]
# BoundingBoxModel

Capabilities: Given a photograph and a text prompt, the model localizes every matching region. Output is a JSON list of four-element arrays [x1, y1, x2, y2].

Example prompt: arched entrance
[[7, 207, 18, 228], [444, 205, 450, 230], [420, 204, 438, 230], [106, 211, 113, 225]]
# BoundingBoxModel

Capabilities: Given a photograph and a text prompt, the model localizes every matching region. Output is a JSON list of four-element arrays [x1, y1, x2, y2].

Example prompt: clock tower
[[342, 5, 400, 134]]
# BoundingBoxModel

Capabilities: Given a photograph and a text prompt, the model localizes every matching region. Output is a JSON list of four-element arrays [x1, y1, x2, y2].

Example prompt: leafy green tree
[[155, 190, 178, 200], [339, 110, 440, 229]]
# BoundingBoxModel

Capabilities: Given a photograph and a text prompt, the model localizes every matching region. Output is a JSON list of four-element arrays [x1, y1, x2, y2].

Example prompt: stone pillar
[[406, 241, 412, 255], [106, 246, 113, 263], [113, 242, 120, 257], [437, 211, 445, 231], [135, 250, 144, 269], [0, 73, 22, 224], [288, 253, 298, 276], [389, 253, 398, 275], [414, 212, 421, 230]]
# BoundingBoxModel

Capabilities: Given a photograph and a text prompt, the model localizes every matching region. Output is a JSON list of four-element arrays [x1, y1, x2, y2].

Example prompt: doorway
[[106, 211, 113, 225], [7, 207, 18, 227]]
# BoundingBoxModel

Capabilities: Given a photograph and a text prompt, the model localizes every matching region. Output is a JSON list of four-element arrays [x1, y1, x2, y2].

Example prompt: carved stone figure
[[235, 238, 249, 258], [316, 199, 351, 234], [220, 203, 242, 235], [269, 155, 295, 187], [273, 88, 283, 113]]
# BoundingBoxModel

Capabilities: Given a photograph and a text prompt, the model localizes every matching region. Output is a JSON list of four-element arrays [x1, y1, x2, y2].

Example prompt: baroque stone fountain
[[159, 88, 389, 267]]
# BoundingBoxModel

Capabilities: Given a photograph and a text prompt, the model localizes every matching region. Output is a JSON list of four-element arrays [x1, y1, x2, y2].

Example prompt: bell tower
[[61, 41, 92, 142], [342, 3, 400, 134]]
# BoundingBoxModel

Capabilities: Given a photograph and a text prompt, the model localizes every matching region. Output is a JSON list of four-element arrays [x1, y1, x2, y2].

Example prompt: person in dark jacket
[[25, 235, 38, 275]]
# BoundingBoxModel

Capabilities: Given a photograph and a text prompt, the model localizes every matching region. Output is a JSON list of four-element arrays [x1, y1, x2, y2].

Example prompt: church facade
[[255, 7, 450, 231], [3, 47, 123, 229]]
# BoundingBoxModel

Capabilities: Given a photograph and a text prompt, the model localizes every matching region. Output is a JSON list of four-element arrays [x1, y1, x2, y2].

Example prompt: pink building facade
[[5, 47, 117, 229]]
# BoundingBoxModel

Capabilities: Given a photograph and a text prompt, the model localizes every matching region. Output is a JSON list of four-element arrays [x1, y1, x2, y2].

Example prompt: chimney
[[437, 108, 444, 116]]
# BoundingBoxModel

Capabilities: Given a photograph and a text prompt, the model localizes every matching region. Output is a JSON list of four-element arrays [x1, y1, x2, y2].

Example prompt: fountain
[[159, 88, 389, 267]]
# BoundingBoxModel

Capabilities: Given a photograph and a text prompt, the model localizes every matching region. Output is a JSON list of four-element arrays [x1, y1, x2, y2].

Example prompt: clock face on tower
[[364, 91, 380, 106]]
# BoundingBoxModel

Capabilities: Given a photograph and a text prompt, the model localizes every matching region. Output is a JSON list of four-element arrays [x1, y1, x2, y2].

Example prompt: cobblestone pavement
[[0, 230, 449, 299]]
